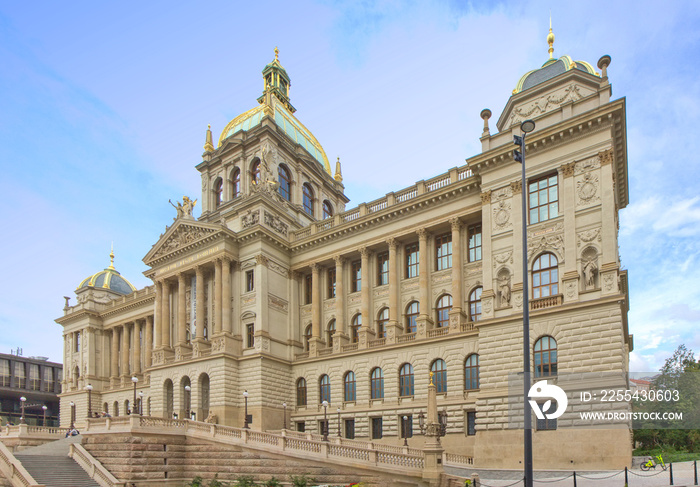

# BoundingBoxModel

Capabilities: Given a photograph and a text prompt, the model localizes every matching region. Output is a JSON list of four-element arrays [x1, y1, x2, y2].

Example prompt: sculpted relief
[[509, 83, 594, 126]]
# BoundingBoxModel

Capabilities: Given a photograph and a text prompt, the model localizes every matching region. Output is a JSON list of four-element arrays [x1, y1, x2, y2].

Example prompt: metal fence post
[[624, 466, 628, 487], [573, 471, 577, 487], [694, 460, 698, 485], [669, 463, 673, 486]]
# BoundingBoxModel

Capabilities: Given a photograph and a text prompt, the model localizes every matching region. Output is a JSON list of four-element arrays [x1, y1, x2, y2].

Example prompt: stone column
[[161, 280, 171, 348], [449, 218, 467, 330], [599, 149, 620, 296], [222, 257, 232, 333], [121, 324, 130, 379], [506, 184, 524, 312], [177, 273, 187, 346], [333, 256, 348, 351], [358, 247, 375, 348], [195, 265, 205, 339], [110, 328, 119, 380], [561, 163, 580, 302], [154, 281, 162, 351], [385, 238, 402, 344], [416, 228, 433, 338], [145, 315, 153, 369], [422, 374, 445, 486], [214, 258, 223, 335], [133, 321, 141, 375], [309, 263, 323, 355]]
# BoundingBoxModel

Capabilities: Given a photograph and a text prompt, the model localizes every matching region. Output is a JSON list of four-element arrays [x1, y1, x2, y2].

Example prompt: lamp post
[[243, 390, 249, 429], [19, 396, 26, 424], [42, 405, 48, 426], [283, 402, 287, 430], [131, 376, 138, 415], [138, 391, 144, 415], [336, 407, 341, 437], [85, 383, 93, 418], [69, 401, 75, 430], [321, 400, 329, 442], [417, 410, 425, 434], [184, 385, 191, 419], [513, 119, 536, 487], [402, 415, 409, 446]]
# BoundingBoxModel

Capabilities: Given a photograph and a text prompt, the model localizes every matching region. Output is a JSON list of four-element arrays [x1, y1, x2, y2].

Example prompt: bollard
[[573, 471, 577, 487], [624, 466, 628, 487], [694, 460, 698, 486], [669, 463, 673, 486]]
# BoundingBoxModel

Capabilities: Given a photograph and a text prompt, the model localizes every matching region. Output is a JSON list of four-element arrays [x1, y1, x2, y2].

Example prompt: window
[[405, 302, 419, 334], [464, 354, 479, 390], [278, 165, 291, 201], [303, 183, 315, 217], [0, 359, 9, 387], [435, 233, 452, 270], [15, 363, 26, 389], [377, 252, 389, 286], [296, 421, 306, 432], [323, 200, 333, 219], [350, 315, 361, 343], [304, 325, 312, 352], [319, 420, 328, 436], [436, 295, 452, 328], [399, 363, 414, 397], [327, 268, 336, 298], [400, 415, 413, 438], [246, 324, 255, 348], [405, 243, 419, 278], [29, 364, 40, 391], [327, 320, 336, 348], [296, 378, 307, 406], [251, 160, 261, 185], [344, 419, 355, 439], [466, 411, 476, 436], [214, 178, 223, 208], [351, 261, 361, 293], [377, 308, 388, 338], [232, 168, 241, 198], [536, 401, 557, 430], [529, 174, 559, 224], [534, 336, 557, 378], [468, 224, 482, 262], [371, 417, 383, 439], [533, 253, 559, 298], [344, 371, 356, 402], [469, 287, 482, 322], [431, 359, 447, 393], [304, 274, 312, 305], [245, 270, 254, 292], [75, 332, 81, 352], [370, 367, 384, 400], [43, 367, 54, 392], [319, 374, 331, 403]]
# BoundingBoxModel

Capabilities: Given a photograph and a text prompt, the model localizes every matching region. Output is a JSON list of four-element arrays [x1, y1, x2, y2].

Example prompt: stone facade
[[56, 47, 632, 469]]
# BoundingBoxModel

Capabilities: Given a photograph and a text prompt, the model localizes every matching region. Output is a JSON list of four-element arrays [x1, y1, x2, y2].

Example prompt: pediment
[[143, 219, 224, 265]]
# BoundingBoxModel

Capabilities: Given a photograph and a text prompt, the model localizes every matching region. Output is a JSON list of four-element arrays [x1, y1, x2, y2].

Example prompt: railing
[[316, 220, 334, 232], [396, 333, 416, 344], [461, 322, 476, 332], [296, 228, 311, 239], [458, 168, 473, 180], [0, 440, 44, 486], [427, 327, 449, 338], [70, 443, 125, 487], [318, 348, 333, 356], [368, 338, 386, 348], [367, 199, 388, 213], [395, 188, 417, 202], [426, 174, 451, 192], [342, 209, 360, 222], [443, 452, 474, 466], [530, 294, 563, 310], [295, 352, 309, 360], [341, 343, 358, 352]]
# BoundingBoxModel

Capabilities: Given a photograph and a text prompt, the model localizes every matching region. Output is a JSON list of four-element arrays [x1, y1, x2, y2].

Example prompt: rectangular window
[[536, 402, 557, 430], [376, 252, 389, 286], [466, 411, 476, 436], [43, 367, 54, 392], [246, 324, 255, 348], [319, 420, 329, 437], [344, 419, 355, 439], [304, 275, 312, 305], [327, 268, 336, 298], [245, 270, 254, 292], [435, 233, 452, 270], [371, 417, 383, 440], [14, 362, 26, 389], [296, 421, 305, 432], [405, 243, 419, 278], [29, 364, 40, 391], [75, 332, 81, 352], [529, 174, 559, 224], [0, 359, 9, 387], [468, 224, 482, 262], [351, 261, 361, 293], [400, 415, 413, 438]]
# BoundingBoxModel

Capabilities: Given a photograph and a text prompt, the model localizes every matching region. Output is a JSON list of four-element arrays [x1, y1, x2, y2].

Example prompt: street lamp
[[321, 400, 329, 441], [336, 407, 341, 437], [131, 376, 138, 415], [513, 119, 536, 487], [138, 391, 144, 415], [19, 396, 26, 424], [69, 401, 75, 430], [184, 385, 191, 419], [283, 402, 287, 430], [417, 410, 425, 434], [85, 383, 93, 418], [243, 390, 249, 429], [42, 405, 48, 426], [402, 415, 409, 447]]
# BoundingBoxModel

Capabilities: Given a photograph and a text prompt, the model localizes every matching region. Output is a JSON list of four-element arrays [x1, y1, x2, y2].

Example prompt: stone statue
[[498, 279, 511, 307], [583, 259, 598, 289], [169, 196, 198, 219]]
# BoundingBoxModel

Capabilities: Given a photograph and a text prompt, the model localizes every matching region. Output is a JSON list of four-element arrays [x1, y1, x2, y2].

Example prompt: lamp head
[[20, 396, 26, 402], [131, 376, 138, 384], [322, 400, 328, 408], [139, 391, 144, 397], [520, 119, 536, 133], [184, 385, 191, 392], [86, 383, 93, 391], [70, 401, 75, 407], [283, 402, 287, 407], [243, 390, 248, 398], [42, 405, 48, 411]]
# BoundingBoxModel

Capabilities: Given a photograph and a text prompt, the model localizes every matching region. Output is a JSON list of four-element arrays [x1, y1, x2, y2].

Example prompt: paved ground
[[445, 461, 698, 487]]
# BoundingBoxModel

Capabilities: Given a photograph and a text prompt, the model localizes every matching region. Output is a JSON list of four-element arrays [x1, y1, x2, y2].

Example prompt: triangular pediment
[[143, 219, 225, 266]]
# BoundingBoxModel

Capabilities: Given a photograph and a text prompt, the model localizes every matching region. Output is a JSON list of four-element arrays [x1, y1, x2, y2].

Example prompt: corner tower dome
[[217, 48, 332, 175], [77, 248, 136, 295]]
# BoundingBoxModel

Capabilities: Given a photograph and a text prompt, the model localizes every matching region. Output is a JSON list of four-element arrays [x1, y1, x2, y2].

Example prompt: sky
[[0, 1, 698, 371]]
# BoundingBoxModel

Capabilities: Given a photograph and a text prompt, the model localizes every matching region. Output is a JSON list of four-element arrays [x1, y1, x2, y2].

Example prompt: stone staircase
[[12, 435, 100, 487]]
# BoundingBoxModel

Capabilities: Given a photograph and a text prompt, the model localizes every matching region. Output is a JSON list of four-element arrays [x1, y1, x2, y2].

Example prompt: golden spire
[[204, 124, 215, 152], [108, 243, 115, 270], [274, 46, 279, 62], [429, 371, 434, 386], [334, 156, 343, 182], [547, 15, 555, 59]]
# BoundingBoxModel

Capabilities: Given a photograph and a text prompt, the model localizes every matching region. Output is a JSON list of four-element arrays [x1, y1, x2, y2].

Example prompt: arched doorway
[[180, 376, 192, 420], [198, 373, 210, 420], [164, 379, 174, 418]]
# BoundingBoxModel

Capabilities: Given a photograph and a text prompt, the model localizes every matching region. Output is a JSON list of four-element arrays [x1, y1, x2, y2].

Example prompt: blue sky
[[1, 1, 698, 370]]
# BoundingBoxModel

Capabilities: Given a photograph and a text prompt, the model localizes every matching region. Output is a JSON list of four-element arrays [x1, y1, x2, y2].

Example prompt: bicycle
[[640, 455, 668, 471]]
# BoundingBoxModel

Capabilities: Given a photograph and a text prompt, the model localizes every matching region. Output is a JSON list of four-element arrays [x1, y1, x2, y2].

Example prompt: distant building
[[630, 379, 651, 392], [0, 353, 62, 426]]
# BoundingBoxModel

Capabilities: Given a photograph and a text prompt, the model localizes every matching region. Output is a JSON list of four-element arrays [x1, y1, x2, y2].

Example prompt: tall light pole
[[138, 391, 144, 415], [513, 118, 536, 487], [402, 415, 409, 447], [321, 400, 329, 442], [19, 396, 26, 424], [131, 376, 138, 414], [283, 402, 287, 430], [85, 383, 93, 418], [243, 390, 249, 429], [42, 405, 48, 426], [69, 401, 75, 430], [336, 407, 341, 437], [184, 385, 191, 419]]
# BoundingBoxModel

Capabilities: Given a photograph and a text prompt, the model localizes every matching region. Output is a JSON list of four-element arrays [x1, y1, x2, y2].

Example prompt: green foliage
[[289, 473, 316, 487], [186, 477, 204, 487], [184, 475, 230, 487], [263, 478, 282, 487], [235, 476, 257, 487]]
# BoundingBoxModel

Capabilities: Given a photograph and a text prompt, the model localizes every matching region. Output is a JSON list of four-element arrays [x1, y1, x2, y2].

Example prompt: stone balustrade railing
[[69, 443, 125, 487], [0, 440, 44, 487], [443, 452, 474, 466]]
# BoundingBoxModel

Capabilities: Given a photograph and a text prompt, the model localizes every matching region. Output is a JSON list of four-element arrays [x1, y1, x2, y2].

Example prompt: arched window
[[464, 354, 479, 390], [399, 363, 414, 397], [350, 314, 361, 343], [377, 308, 389, 338], [534, 336, 557, 377], [278, 165, 291, 201], [304, 325, 312, 352], [533, 253, 559, 298], [113, 401, 119, 417], [406, 301, 419, 334], [323, 200, 333, 219], [231, 168, 241, 198], [469, 287, 483, 322], [296, 378, 307, 406], [214, 178, 223, 208], [303, 183, 315, 217], [251, 159, 261, 185], [319, 374, 331, 404], [431, 359, 447, 393], [327, 320, 336, 348], [344, 371, 356, 402], [436, 295, 452, 328], [370, 367, 384, 400]]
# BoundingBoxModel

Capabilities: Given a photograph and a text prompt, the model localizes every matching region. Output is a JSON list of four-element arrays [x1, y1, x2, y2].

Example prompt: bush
[[235, 476, 257, 487], [263, 478, 282, 487], [289, 474, 316, 487]]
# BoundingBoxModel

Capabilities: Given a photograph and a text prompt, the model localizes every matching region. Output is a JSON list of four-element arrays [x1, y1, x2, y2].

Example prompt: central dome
[[77, 250, 136, 295]]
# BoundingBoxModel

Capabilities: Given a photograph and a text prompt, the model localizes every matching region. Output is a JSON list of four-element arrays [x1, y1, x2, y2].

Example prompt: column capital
[[359, 246, 373, 258], [310, 262, 321, 274], [599, 148, 614, 166], [560, 161, 576, 178], [480, 190, 492, 204], [386, 237, 399, 250], [417, 228, 431, 241], [255, 254, 269, 267], [449, 218, 462, 232], [194, 264, 204, 275], [222, 255, 232, 265], [333, 255, 346, 266], [510, 180, 522, 194]]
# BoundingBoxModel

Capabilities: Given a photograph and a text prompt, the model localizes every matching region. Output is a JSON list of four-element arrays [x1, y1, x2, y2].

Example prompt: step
[[14, 454, 100, 487]]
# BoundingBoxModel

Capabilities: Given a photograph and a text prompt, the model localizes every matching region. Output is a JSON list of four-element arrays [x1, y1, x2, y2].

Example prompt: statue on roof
[[169, 196, 198, 220]]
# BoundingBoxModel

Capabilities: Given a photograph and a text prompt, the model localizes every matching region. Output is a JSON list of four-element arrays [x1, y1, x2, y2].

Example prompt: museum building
[[57, 36, 633, 469]]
